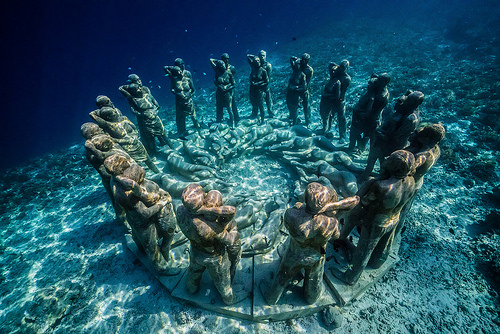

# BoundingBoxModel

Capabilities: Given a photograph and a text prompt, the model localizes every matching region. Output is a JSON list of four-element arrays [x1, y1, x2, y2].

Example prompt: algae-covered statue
[[247, 54, 269, 124], [164, 59, 200, 138], [260, 182, 359, 305], [299, 53, 314, 126], [348, 73, 390, 152], [333, 150, 416, 285], [209, 58, 236, 127], [321, 60, 350, 142], [81, 122, 131, 227], [395, 124, 445, 244], [177, 184, 242, 305], [287, 57, 307, 126], [89, 95, 160, 173], [365, 90, 422, 174], [221, 53, 240, 123], [319, 63, 341, 136], [119, 76, 171, 155], [105, 154, 179, 275], [259, 50, 274, 118]]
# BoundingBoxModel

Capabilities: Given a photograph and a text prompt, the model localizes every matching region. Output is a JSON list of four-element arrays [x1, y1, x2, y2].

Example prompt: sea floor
[[1, 19, 500, 333]]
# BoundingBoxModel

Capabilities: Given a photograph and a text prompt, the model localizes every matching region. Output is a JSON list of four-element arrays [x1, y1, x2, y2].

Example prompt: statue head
[[174, 58, 185, 71], [80, 122, 105, 140], [91, 134, 114, 152], [182, 183, 205, 213], [301, 53, 310, 66], [99, 106, 121, 122], [259, 50, 267, 62], [215, 59, 226, 74], [395, 90, 424, 114], [305, 182, 338, 215], [96, 95, 114, 108], [128, 83, 143, 97], [339, 59, 349, 72], [104, 154, 132, 176], [122, 163, 145, 184], [381, 150, 416, 179], [204, 190, 223, 208], [221, 53, 230, 65], [415, 123, 446, 147], [127, 74, 142, 85]]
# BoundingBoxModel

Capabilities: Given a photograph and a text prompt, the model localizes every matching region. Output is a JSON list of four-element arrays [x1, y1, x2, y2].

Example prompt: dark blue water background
[[1, 0, 496, 170]]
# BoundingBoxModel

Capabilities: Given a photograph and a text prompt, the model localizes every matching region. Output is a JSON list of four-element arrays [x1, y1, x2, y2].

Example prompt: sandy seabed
[[1, 20, 499, 333]]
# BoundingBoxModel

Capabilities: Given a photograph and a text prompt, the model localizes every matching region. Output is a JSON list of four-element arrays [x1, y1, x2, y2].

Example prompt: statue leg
[[156, 204, 177, 262], [231, 92, 240, 122], [186, 251, 206, 294], [216, 91, 224, 123], [206, 254, 234, 305], [303, 91, 311, 126], [343, 225, 385, 285], [368, 226, 397, 269], [319, 98, 330, 133], [303, 256, 326, 304], [264, 256, 301, 305], [265, 89, 274, 117], [338, 103, 347, 141], [227, 240, 242, 283]]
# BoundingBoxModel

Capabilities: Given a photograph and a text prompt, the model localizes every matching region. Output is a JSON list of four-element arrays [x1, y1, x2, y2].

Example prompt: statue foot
[[223, 290, 248, 306], [330, 267, 355, 286]]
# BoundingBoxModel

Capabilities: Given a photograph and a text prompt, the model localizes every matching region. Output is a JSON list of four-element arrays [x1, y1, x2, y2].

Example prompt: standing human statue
[[260, 182, 359, 305], [164, 59, 201, 139], [349, 73, 390, 152], [299, 53, 314, 126], [287, 57, 307, 126], [394, 124, 445, 246], [80, 122, 132, 229], [89, 95, 159, 173], [220, 53, 240, 123], [365, 90, 422, 174], [258, 50, 274, 117], [333, 150, 416, 285], [119, 75, 171, 155], [319, 63, 341, 136], [327, 60, 351, 143], [105, 154, 180, 275], [247, 54, 269, 124], [209, 58, 236, 127], [177, 184, 242, 305]]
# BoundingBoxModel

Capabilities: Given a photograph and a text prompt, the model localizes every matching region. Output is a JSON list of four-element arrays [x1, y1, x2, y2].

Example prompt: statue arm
[[118, 85, 132, 99], [209, 59, 217, 70], [133, 200, 165, 223]]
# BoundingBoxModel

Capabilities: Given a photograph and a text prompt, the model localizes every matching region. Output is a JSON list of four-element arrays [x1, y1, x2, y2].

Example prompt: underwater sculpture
[[333, 150, 416, 285], [164, 59, 201, 138], [299, 53, 314, 126], [322, 60, 350, 142], [365, 90, 422, 174], [89, 96, 160, 173], [258, 50, 274, 117], [104, 154, 180, 275], [260, 182, 359, 305], [247, 54, 269, 123], [395, 124, 445, 244], [287, 56, 307, 126], [220, 53, 240, 123], [319, 63, 341, 136], [209, 58, 236, 127], [177, 184, 242, 305], [348, 73, 390, 152], [80, 122, 130, 227], [119, 76, 171, 155]]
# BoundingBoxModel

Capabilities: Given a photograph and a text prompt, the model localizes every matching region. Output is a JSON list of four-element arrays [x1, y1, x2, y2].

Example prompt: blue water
[[1, 0, 498, 170]]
